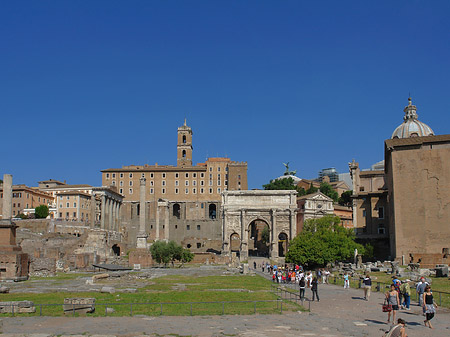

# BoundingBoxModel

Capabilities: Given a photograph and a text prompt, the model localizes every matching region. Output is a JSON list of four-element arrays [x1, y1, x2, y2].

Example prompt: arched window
[[112, 244, 120, 256], [209, 204, 216, 219], [183, 150, 186, 158], [173, 203, 181, 219], [183, 135, 187, 144]]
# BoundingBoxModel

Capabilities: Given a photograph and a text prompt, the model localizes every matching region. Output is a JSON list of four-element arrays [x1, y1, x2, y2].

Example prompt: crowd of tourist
[[253, 260, 439, 334]]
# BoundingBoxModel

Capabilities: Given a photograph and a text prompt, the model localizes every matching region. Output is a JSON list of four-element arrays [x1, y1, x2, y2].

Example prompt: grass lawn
[[0, 274, 303, 317]]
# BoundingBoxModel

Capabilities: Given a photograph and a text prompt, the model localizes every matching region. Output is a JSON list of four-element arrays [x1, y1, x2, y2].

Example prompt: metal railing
[[0, 299, 285, 317], [271, 283, 311, 311]]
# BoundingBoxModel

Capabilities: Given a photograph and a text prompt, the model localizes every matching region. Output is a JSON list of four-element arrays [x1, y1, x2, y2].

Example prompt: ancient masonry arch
[[221, 190, 298, 261]]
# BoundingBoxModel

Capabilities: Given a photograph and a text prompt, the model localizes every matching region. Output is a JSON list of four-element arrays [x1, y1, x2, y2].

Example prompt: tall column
[[90, 194, 96, 228], [76, 195, 81, 222], [136, 178, 148, 248], [101, 195, 106, 229], [222, 210, 229, 255], [115, 202, 119, 232], [156, 203, 160, 240], [164, 203, 169, 240], [2, 174, 13, 220], [240, 210, 248, 259], [271, 209, 279, 258], [108, 198, 113, 231]]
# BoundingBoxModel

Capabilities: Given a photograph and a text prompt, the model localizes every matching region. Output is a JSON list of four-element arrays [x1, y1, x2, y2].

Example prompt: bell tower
[[177, 119, 193, 167]]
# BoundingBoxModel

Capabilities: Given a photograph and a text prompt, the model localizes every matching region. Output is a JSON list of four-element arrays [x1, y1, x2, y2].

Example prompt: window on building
[[129, 188, 133, 194], [201, 188, 204, 194], [209, 174, 212, 179], [201, 203, 204, 208], [120, 173, 123, 178], [162, 188, 166, 194], [26, 204, 29, 208], [13, 203, 15, 207], [162, 180, 166, 186], [59, 212, 62, 217], [162, 173, 166, 178], [197, 225, 200, 230], [217, 188, 221, 193], [209, 204, 216, 219], [378, 224, 385, 234], [201, 180, 204, 186], [201, 173, 204, 178], [73, 212, 76, 217], [185, 188, 189, 194], [120, 181, 123, 186], [238, 175, 241, 179], [218, 167, 221, 172], [119, 188, 123, 194], [150, 181, 154, 186], [185, 180, 189, 186], [360, 187, 365, 191], [175, 181, 179, 186], [150, 173, 154, 178], [106, 173, 110, 179], [209, 180, 213, 186], [193, 188, 196, 194], [141, 173, 145, 178], [209, 167, 212, 172], [66, 212, 69, 218], [378, 207, 384, 219], [182, 150, 186, 158], [175, 188, 179, 194], [362, 210, 366, 217], [193, 173, 197, 178], [112, 181, 116, 186], [66, 202, 70, 207], [187, 225, 190, 230], [173, 204, 180, 219], [197, 242, 201, 248], [129, 173, 133, 178], [150, 188, 154, 194], [129, 181, 133, 186], [112, 173, 116, 178], [73, 203, 77, 208], [67, 196, 70, 200], [209, 188, 213, 194], [175, 173, 179, 178]]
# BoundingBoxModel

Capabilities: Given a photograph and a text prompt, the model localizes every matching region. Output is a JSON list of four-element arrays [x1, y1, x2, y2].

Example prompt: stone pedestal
[[129, 248, 153, 268], [136, 233, 148, 249]]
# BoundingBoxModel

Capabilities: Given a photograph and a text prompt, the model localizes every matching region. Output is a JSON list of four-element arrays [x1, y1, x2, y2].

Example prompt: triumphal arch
[[221, 190, 298, 260]]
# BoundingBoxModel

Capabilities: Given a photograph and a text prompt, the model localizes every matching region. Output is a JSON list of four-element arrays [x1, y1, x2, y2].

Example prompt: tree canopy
[[150, 240, 194, 267], [263, 177, 306, 196], [338, 190, 353, 206], [319, 182, 338, 201], [285, 215, 364, 268], [35, 205, 49, 219]]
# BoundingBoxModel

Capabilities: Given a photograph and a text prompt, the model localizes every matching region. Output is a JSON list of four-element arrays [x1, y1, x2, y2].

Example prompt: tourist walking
[[400, 280, 411, 310], [423, 285, 437, 329], [299, 276, 306, 299], [362, 274, 372, 301], [385, 284, 400, 323], [343, 272, 350, 289], [416, 277, 427, 307], [311, 276, 319, 301]]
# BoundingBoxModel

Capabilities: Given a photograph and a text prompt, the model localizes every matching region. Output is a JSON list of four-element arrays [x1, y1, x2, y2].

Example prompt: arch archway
[[209, 204, 217, 219], [112, 244, 120, 256], [278, 232, 288, 257], [248, 219, 270, 257], [173, 203, 181, 219], [230, 233, 241, 253]]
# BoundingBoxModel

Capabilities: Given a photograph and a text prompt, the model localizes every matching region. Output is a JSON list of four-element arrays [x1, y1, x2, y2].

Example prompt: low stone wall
[[0, 301, 35, 313]]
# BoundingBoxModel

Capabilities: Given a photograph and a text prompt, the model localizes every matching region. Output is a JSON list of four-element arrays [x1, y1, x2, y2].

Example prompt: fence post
[[11, 303, 14, 317], [254, 301, 256, 314], [40, 304, 42, 316], [130, 303, 133, 316], [190, 303, 192, 316], [280, 301, 283, 314], [105, 304, 108, 317], [439, 292, 442, 306], [160, 303, 163, 315], [72, 303, 75, 317], [222, 302, 224, 315]]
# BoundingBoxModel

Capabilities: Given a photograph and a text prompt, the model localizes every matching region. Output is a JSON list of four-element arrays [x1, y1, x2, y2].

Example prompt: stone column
[[271, 209, 279, 259], [222, 210, 229, 255], [90, 194, 96, 228], [164, 203, 169, 240], [156, 203, 160, 240], [289, 209, 296, 240], [240, 210, 248, 259], [136, 178, 148, 248], [100, 195, 106, 229], [2, 174, 13, 220], [76, 195, 81, 222], [108, 198, 113, 231], [115, 201, 119, 232]]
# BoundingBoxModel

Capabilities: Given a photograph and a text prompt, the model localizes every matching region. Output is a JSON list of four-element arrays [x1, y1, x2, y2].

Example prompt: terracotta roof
[[333, 204, 352, 211], [385, 134, 450, 148], [56, 191, 91, 197]]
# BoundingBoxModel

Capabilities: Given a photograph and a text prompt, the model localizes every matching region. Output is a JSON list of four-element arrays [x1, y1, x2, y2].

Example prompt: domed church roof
[[391, 98, 434, 139]]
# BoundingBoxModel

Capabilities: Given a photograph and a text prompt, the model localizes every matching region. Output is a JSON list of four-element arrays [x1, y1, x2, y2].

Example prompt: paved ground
[[1, 264, 449, 337]]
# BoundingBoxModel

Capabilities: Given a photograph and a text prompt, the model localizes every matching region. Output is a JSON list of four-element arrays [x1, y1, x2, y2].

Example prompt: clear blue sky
[[1, 1, 449, 189]]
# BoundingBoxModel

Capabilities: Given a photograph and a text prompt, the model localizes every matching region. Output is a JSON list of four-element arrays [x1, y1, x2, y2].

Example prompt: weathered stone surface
[[0, 301, 35, 313], [92, 273, 109, 281], [0, 286, 10, 293], [63, 298, 95, 314], [100, 286, 115, 294]]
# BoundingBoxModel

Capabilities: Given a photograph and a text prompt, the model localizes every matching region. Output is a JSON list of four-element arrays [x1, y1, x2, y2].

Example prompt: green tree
[[338, 190, 353, 206], [319, 182, 339, 201], [150, 240, 194, 267], [35, 205, 49, 219], [306, 182, 318, 194], [263, 177, 305, 196], [286, 215, 364, 268], [261, 226, 270, 244]]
